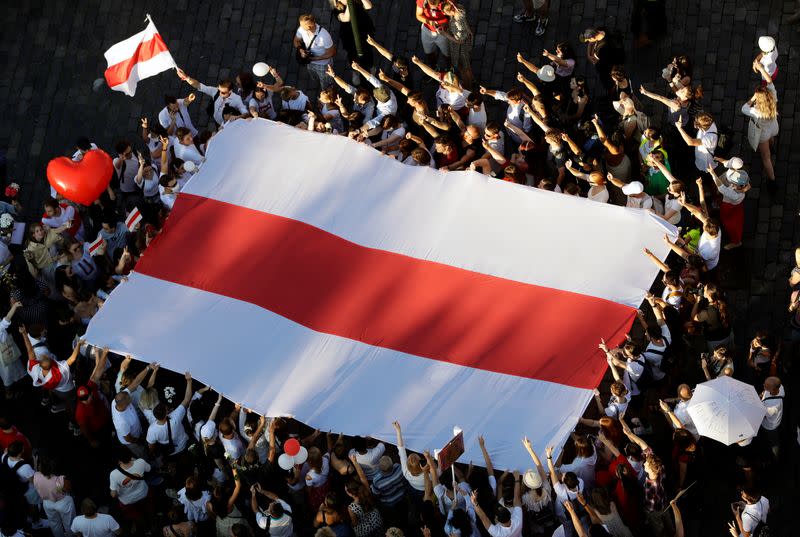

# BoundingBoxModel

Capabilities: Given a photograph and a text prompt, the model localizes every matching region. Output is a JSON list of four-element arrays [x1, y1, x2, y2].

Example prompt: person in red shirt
[[596, 433, 643, 531], [0, 412, 32, 461], [415, 0, 450, 68], [75, 347, 111, 448]]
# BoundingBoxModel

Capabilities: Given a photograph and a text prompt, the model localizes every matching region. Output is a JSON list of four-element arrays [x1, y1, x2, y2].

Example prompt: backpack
[[0, 454, 29, 499], [633, 358, 655, 391]]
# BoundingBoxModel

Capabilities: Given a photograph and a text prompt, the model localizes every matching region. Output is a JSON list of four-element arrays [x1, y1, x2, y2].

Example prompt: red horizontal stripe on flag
[[136, 194, 634, 389], [104, 33, 170, 88]]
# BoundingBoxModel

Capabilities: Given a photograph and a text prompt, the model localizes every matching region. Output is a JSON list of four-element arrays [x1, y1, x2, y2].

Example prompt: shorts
[[420, 25, 449, 56], [532, 0, 546, 9]]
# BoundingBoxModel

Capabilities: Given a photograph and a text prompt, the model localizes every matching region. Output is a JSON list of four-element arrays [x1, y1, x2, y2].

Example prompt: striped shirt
[[370, 463, 406, 506]]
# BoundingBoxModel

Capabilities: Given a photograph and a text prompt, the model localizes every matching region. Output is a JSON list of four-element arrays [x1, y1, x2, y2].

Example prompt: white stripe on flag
[[107, 52, 176, 97], [103, 21, 159, 65], [86, 273, 592, 469], [186, 120, 677, 307]]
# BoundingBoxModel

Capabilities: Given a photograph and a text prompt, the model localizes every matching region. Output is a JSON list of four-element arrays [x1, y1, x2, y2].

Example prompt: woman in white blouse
[[172, 127, 205, 166], [742, 61, 779, 188], [565, 161, 609, 204]]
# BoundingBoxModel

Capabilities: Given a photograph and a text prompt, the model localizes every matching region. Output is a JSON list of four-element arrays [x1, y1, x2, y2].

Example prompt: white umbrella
[[686, 376, 766, 445]]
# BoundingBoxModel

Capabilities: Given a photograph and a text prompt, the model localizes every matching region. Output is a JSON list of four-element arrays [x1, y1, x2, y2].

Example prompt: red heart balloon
[[46, 149, 113, 206]]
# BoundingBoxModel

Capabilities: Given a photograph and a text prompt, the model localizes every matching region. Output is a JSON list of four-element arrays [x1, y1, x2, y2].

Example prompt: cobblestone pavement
[[1, 0, 799, 533]]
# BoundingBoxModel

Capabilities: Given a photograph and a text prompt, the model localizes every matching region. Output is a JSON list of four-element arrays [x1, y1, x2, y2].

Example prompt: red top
[[416, 0, 449, 31], [0, 426, 32, 461], [74, 380, 111, 435]]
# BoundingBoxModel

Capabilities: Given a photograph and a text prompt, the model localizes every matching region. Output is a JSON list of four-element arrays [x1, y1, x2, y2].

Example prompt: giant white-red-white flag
[[104, 16, 176, 96], [86, 120, 676, 470]]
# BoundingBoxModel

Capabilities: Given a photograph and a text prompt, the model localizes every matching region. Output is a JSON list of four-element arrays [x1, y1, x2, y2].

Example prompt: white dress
[[742, 83, 779, 143]]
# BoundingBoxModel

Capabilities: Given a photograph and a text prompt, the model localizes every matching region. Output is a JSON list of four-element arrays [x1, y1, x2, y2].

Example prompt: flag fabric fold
[[104, 18, 176, 96], [86, 120, 676, 470]]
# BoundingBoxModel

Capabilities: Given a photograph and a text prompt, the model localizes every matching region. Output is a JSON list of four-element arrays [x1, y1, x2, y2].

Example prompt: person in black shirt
[[580, 27, 626, 91]]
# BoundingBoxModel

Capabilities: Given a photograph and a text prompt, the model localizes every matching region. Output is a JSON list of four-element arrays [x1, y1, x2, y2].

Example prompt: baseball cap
[[537, 65, 556, 83], [758, 36, 776, 53], [523, 469, 543, 489], [728, 169, 750, 187], [727, 157, 744, 170], [579, 28, 599, 43], [200, 420, 218, 440], [622, 181, 644, 195]]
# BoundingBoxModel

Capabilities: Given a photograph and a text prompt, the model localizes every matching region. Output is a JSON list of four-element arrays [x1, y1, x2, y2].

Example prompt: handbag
[[747, 118, 762, 152], [296, 29, 320, 66]]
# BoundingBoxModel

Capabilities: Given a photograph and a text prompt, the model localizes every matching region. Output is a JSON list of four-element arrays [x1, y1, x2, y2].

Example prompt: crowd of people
[[0, 1, 791, 536]]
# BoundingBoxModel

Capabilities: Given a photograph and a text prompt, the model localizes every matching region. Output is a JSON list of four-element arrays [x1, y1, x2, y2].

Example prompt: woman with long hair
[[345, 459, 383, 537], [742, 61, 779, 188], [207, 467, 249, 536], [692, 283, 733, 351], [442, 2, 474, 89]]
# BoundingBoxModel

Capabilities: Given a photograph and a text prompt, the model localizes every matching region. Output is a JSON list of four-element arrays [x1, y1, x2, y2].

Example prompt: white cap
[[523, 469, 543, 489], [537, 65, 556, 83], [758, 36, 775, 53], [622, 181, 644, 195], [727, 169, 750, 187], [252, 62, 271, 77], [727, 157, 744, 170], [182, 161, 196, 173], [200, 420, 217, 440]]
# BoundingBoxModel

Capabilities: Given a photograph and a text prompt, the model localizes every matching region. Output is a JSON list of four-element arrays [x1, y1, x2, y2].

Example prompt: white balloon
[[252, 62, 270, 77], [293, 446, 308, 465], [278, 453, 294, 470], [182, 161, 196, 173]]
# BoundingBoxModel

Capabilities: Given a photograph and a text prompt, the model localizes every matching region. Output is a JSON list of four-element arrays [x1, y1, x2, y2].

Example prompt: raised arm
[[639, 85, 681, 112], [146, 363, 160, 389], [663, 234, 691, 260], [411, 55, 442, 81], [597, 433, 621, 458], [365, 35, 394, 62], [181, 372, 193, 408], [565, 160, 589, 181], [522, 437, 547, 486], [125, 358, 151, 392], [65, 339, 85, 367], [620, 418, 650, 452], [659, 400, 685, 429], [247, 415, 267, 451], [470, 490, 493, 530], [649, 156, 680, 183], [504, 117, 532, 143], [606, 172, 626, 189], [512, 470, 522, 508], [89, 346, 108, 384], [563, 501, 589, 537], [516, 73, 540, 97], [677, 195, 708, 224], [176, 68, 201, 91], [478, 435, 494, 476], [349, 453, 370, 489], [695, 177, 708, 214], [516, 53, 540, 76], [672, 500, 684, 537], [327, 65, 356, 95], [674, 121, 702, 147], [481, 140, 506, 164], [643, 247, 671, 273], [561, 133, 582, 156], [378, 69, 411, 96], [592, 388, 605, 414], [753, 60, 774, 85], [544, 446, 560, 487]]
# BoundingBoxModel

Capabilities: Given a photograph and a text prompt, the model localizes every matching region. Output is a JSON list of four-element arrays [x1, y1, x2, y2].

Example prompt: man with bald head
[[760, 376, 784, 462]]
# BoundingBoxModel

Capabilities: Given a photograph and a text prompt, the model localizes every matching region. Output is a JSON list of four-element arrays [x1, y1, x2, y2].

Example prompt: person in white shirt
[[218, 411, 245, 462], [3, 441, 38, 505], [175, 69, 247, 126], [756, 35, 778, 77], [293, 14, 337, 89], [544, 448, 586, 531], [391, 421, 426, 492], [345, 62, 398, 131], [158, 94, 198, 136], [760, 376, 784, 461], [675, 112, 717, 172], [72, 137, 99, 161], [465, 93, 487, 132], [348, 437, 386, 482], [171, 127, 204, 166], [250, 66, 284, 117], [252, 485, 293, 536], [617, 180, 654, 210], [708, 164, 749, 250], [109, 449, 151, 508], [147, 371, 193, 457], [481, 86, 533, 143], [42, 198, 84, 240], [601, 340, 645, 398], [590, 382, 629, 420], [661, 384, 700, 439], [733, 489, 769, 537], [470, 470, 523, 537], [70, 498, 121, 537]]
